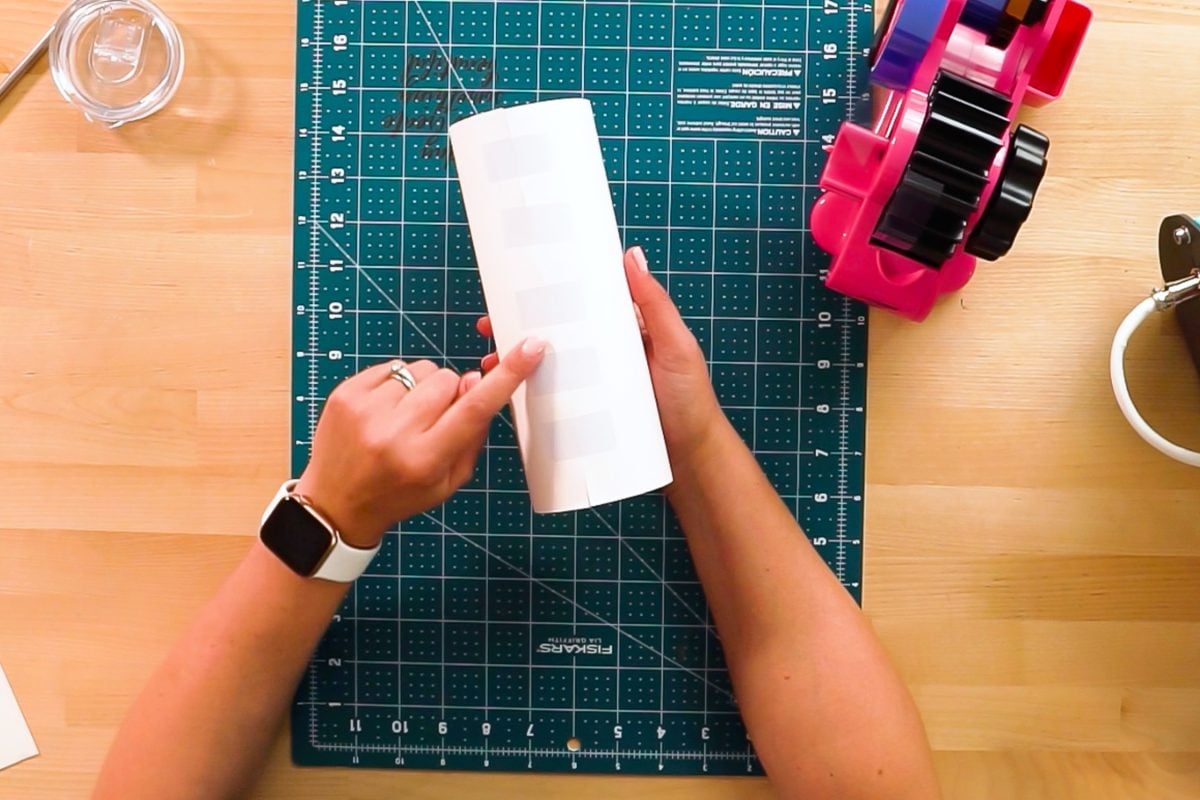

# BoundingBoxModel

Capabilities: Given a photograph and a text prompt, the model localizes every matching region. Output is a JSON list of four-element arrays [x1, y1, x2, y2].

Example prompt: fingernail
[[522, 336, 548, 357], [632, 246, 649, 273], [462, 371, 481, 390]]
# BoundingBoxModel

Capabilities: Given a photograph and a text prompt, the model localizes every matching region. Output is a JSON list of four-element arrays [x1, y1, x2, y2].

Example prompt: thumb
[[623, 247, 693, 348]]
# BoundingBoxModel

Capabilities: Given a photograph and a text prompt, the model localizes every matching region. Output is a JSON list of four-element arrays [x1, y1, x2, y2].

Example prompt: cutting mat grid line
[[291, 0, 869, 775]]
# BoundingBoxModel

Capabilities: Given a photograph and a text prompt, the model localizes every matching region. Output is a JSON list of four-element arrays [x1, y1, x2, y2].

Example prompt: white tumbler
[[449, 98, 673, 514]]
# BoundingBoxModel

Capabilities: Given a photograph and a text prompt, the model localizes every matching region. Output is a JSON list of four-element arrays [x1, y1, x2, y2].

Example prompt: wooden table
[[1, 1, 1197, 797]]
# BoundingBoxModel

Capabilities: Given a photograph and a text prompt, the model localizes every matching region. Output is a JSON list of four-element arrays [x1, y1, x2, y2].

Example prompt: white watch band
[[262, 479, 381, 582], [313, 532, 380, 582]]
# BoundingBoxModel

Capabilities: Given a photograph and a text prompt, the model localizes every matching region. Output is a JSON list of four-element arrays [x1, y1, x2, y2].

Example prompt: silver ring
[[389, 361, 416, 391]]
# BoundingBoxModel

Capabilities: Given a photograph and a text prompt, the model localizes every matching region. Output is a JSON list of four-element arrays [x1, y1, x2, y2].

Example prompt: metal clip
[[1155, 214, 1200, 373], [1151, 271, 1200, 312]]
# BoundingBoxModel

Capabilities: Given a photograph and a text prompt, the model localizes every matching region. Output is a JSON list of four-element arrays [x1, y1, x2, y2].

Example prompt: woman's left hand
[[295, 338, 546, 547]]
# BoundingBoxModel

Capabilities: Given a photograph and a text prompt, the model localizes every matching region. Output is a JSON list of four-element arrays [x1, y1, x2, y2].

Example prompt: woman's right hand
[[618, 246, 725, 460], [477, 246, 725, 464]]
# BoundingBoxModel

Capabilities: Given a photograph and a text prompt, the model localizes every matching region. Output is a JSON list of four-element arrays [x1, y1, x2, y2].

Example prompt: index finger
[[429, 337, 547, 451]]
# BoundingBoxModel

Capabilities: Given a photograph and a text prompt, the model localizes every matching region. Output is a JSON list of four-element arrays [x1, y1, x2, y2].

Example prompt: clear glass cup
[[49, 0, 185, 127]]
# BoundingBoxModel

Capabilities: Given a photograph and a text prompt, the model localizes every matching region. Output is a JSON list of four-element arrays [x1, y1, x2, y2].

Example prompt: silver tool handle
[[0, 27, 54, 105]]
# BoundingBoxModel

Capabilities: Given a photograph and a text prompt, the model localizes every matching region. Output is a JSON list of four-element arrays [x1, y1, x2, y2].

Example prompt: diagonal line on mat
[[316, 223, 468, 371], [582, 506, 718, 637], [423, 512, 734, 702], [412, 0, 480, 116], [316, 222, 718, 635]]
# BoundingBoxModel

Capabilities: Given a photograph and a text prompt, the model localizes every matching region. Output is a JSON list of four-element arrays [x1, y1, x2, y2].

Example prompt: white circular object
[[1110, 297, 1200, 467]]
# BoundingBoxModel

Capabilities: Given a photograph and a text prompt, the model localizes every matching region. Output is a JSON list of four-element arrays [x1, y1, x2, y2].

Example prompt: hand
[[476, 246, 723, 462], [295, 339, 547, 547]]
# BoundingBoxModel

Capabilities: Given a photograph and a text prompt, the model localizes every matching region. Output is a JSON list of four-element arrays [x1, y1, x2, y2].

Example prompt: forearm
[[667, 420, 939, 800], [93, 541, 347, 800]]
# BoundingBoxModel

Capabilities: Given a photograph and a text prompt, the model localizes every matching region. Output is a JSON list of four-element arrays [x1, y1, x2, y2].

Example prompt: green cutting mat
[[291, 0, 869, 776]]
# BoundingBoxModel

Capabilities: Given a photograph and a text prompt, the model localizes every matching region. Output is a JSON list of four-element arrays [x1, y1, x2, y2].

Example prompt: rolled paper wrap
[[449, 98, 673, 513]]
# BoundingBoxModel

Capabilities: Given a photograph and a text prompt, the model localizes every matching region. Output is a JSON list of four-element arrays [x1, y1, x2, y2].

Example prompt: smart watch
[[259, 480, 380, 582]]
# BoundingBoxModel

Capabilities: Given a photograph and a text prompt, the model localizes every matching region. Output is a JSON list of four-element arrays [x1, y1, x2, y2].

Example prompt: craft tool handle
[[0, 27, 53, 105]]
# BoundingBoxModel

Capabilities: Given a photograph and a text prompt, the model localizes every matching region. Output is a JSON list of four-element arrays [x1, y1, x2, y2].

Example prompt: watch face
[[261, 497, 335, 577]]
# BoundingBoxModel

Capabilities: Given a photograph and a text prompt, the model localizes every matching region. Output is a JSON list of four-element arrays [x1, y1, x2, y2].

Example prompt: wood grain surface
[[1, 1, 1197, 797]]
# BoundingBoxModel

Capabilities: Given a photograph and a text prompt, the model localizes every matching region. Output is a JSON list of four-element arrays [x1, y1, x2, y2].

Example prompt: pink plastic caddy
[[811, 0, 1092, 321]]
